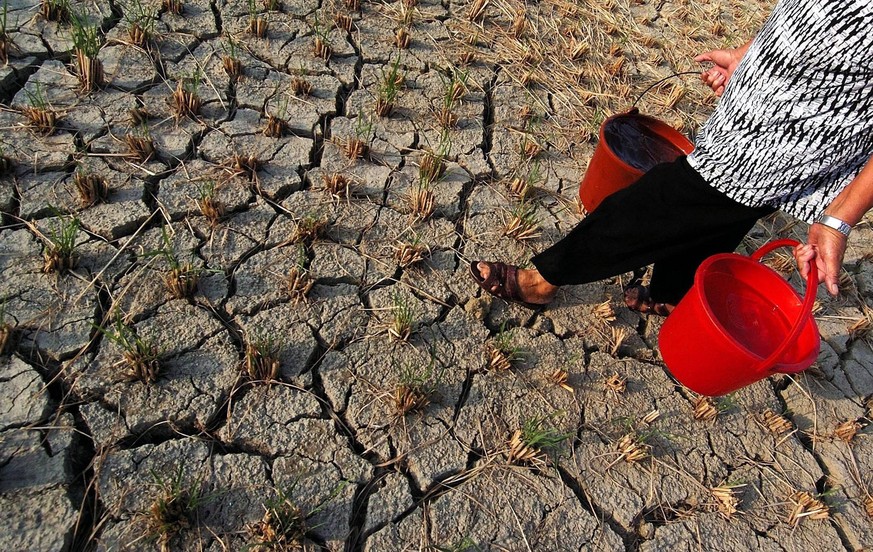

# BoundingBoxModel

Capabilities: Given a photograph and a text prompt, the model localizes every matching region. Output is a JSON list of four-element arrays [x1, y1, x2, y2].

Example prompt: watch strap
[[816, 214, 852, 237]]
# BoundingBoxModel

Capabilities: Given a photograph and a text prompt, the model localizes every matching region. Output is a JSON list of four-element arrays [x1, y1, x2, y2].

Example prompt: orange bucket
[[578, 108, 694, 213], [658, 240, 820, 396]]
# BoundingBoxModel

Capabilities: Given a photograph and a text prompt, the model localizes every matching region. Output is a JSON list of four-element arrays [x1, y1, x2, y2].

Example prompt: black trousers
[[532, 157, 776, 305]]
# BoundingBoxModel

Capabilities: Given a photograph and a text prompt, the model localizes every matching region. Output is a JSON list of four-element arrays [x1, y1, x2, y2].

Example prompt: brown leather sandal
[[623, 284, 673, 317], [469, 261, 544, 309]]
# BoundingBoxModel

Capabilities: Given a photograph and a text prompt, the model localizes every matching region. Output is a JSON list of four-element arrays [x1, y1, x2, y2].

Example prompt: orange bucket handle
[[749, 239, 818, 374]]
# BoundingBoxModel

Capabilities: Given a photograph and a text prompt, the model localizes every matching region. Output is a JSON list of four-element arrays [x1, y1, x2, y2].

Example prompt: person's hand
[[794, 224, 847, 296], [695, 48, 744, 96]]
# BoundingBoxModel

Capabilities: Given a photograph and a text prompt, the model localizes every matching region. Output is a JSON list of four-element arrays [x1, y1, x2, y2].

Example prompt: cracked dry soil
[[1, 0, 873, 550]]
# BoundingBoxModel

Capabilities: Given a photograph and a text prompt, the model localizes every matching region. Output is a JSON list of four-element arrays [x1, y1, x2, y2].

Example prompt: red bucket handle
[[749, 239, 818, 374]]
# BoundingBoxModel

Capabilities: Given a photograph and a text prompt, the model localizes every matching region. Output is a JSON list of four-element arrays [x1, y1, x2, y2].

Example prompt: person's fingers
[[805, 224, 848, 296], [822, 251, 842, 296], [700, 67, 730, 92], [794, 244, 813, 279], [827, 277, 839, 296], [795, 244, 816, 261], [823, 258, 839, 296], [701, 71, 721, 92], [694, 52, 713, 62], [703, 67, 723, 79]]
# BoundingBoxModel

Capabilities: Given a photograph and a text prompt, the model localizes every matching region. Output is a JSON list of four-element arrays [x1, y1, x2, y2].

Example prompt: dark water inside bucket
[[603, 117, 686, 172]]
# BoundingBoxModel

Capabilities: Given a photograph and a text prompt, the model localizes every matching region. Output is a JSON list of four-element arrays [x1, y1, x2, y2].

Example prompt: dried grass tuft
[[231, 154, 262, 181], [341, 137, 367, 160], [468, 0, 489, 22], [760, 409, 793, 435], [164, 264, 199, 299], [322, 172, 351, 199], [248, 16, 268, 38], [264, 115, 289, 138], [394, 383, 430, 415], [243, 336, 280, 384], [129, 107, 151, 126], [838, 271, 854, 294], [506, 176, 529, 200], [0, 323, 12, 354], [198, 195, 223, 227], [289, 215, 327, 244], [162, 0, 183, 15], [506, 429, 538, 464], [22, 106, 57, 135], [41, 216, 80, 272], [222, 56, 242, 81], [285, 266, 314, 304], [510, 10, 525, 38], [549, 369, 573, 392], [125, 133, 156, 162], [128, 23, 148, 48], [407, 184, 435, 221], [41, 0, 71, 22], [395, 27, 411, 49], [608, 326, 627, 356], [594, 300, 616, 322], [833, 420, 862, 443], [458, 50, 475, 65], [614, 433, 649, 464], [335, 13, 353, 33], [291, 77, 313, 97], [506, 415, 569, 465], [123, 339, 161, 384], [786, 491, 829, 526], [75, 50, 104, 92], [764, 251, 796, 274], [393, 241, 428, 269], [711, 483, 744, 519], [848, 305, 873, 341], [605, 372, 626, 394], [313, 36, 331, 60], [74, 172, 110, 207], [693, 396, 718, 422], [172, 80, 201, 120], [419, 150, 446, 185], [249, 495, 306, 550], [502, 201, 540, 241]]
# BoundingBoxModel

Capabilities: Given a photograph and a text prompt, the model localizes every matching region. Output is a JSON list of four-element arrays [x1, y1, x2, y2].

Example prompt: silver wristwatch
[[815, 214, 852, 237]]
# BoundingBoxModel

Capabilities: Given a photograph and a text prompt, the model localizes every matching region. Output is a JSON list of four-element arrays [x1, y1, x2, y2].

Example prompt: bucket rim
[[691, 252, 817, 370], [601, 111, 695, 154]]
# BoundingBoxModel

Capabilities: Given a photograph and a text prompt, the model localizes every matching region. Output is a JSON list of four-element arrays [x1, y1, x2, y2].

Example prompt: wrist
[[815, 214, 852, 238]]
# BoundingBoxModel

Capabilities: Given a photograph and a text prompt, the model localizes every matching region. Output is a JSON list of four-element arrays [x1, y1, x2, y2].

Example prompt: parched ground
[[1, 0, 873, 550]]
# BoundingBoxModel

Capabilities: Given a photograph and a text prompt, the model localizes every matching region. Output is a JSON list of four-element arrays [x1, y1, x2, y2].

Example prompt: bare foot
[[475, 262, 558, 304], [623, 285, 674, 316]]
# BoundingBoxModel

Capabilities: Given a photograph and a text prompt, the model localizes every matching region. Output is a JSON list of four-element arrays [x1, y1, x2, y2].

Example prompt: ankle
[[521, 269, 557, 298]]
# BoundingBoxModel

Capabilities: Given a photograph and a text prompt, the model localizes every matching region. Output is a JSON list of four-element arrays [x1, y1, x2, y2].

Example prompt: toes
[[623, 286, 643, 308], [476, 262, 491, 282]]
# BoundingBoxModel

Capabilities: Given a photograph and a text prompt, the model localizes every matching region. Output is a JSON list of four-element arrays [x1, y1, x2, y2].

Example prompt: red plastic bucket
[[658, 240, 820, 396], [579, 108, 694, 213]]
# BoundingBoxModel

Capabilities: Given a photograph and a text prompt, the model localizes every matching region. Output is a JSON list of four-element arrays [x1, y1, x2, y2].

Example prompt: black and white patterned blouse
[[687, 0, 873, 224]]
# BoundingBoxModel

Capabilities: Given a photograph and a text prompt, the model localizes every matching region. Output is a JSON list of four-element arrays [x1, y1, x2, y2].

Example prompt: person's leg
[[646, 217, 769, 305], [473, 161, 697, 304], [528, 157, 773, 295]]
